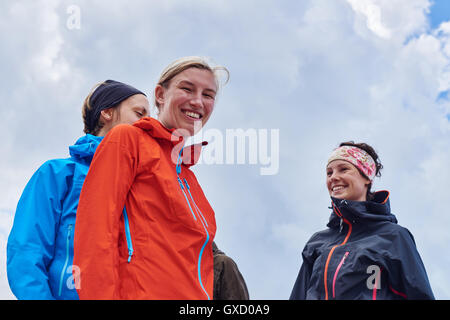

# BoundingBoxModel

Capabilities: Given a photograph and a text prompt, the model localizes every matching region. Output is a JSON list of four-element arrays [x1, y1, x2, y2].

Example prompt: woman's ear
[[100, 108, 114, 121], [154, 84, 165, 108]]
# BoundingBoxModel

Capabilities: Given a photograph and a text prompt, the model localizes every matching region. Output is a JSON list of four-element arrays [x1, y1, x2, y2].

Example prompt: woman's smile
[[182, 109, 203, 120]]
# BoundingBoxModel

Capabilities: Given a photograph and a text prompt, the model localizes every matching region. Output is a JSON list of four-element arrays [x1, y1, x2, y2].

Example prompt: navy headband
[[86, 79, 146, 132]]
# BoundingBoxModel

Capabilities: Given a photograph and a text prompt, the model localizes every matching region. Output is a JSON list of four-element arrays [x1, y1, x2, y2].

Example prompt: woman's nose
[[189, 93, 203, 109]]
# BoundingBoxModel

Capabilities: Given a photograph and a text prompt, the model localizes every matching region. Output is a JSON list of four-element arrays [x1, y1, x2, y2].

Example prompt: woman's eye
[[181, 87, 192, 92]]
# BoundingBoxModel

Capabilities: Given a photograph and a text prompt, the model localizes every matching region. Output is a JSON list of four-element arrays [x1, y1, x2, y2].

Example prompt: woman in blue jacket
[[7, 80, 149, 299], [290, 141, 434, 300]]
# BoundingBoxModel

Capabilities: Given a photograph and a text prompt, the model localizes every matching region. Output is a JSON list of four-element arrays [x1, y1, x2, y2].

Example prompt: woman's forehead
[[327, 159, 354, 169], [172, 68, 217, 91]]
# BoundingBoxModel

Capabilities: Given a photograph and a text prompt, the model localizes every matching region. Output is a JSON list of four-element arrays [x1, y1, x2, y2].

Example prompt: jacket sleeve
[[289, 253, 312, 300], [7, 161, 68, 300], [386, 227, 435, 300], [289, 232, 321, 300], [73, 126, 138, 300]]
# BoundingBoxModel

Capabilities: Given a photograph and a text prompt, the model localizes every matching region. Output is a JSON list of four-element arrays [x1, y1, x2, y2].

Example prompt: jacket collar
[[327, 190, 398, 228], [133, 117, 206, 168], [133, 117, 182, 146], [69, 134, 103, 162]]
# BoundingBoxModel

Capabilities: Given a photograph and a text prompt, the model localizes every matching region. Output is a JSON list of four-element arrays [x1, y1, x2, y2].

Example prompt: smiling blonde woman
[[72, 57, 245, 300]]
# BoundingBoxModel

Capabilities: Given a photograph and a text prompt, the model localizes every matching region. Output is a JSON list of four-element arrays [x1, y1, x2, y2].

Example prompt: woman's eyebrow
[[204, 88, 217, 95], [178, 80, 194, 87], [178, 80, 217, 94]]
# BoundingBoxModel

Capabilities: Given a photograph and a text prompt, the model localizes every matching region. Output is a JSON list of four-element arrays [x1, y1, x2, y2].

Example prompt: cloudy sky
[[1, 0, 449, 300]]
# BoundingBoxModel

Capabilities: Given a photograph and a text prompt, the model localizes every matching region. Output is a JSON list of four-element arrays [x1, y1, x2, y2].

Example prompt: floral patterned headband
[[327, 146, 376, 181]]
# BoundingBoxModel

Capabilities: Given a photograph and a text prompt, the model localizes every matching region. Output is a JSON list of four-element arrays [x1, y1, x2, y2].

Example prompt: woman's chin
[[183, 121, 204, 136], [330, 192, 347, 200]]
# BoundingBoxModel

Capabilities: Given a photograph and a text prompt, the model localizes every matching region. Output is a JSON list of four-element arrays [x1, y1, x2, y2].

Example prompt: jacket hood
[[133, 117, 207, 168], [134, 117, 180, 145], [327, 190, 398, 229], [69, 134, 103, 161]]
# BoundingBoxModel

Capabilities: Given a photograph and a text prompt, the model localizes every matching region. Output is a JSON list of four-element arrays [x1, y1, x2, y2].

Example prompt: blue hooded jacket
[[290, 191, 435, 300], [7, 134, 103, 300]]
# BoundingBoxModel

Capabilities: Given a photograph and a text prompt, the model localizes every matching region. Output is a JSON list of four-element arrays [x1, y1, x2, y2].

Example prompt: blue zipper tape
[[58, 224, 73, 296], [123, 207, 134, 263]]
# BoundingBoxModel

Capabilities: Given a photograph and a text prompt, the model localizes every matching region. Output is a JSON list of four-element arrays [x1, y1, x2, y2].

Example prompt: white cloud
[[347, 0, 392, 38], [0, 0, 449, 300], [347, 0, 430, 41]]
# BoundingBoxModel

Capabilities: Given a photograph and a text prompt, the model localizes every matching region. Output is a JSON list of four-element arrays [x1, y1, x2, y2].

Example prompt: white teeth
[[184, 111, 201, 119], [332, 186, 345, 192]]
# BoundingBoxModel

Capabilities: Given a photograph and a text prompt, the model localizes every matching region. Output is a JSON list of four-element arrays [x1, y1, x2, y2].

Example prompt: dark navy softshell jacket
[[7, 134, 102, 300], [290, 191, 435, 300]]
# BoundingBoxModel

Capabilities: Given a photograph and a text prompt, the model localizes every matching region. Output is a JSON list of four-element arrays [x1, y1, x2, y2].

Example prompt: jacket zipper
[[324, 202, 353, 300], [176, 148, 211, 300], [183, 178, 211, 300], [332, 251, 349, 299], [183, 179, 208, 227], [177, 177, 197, 221], [58, 224, 73, 297], [372, 266, 383, 300], [177, 176, 211, 300], [122, 206, 134, 263]]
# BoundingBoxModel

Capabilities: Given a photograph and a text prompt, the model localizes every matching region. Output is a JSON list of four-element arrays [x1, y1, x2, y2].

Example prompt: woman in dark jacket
[[290, 141, 434, 300]]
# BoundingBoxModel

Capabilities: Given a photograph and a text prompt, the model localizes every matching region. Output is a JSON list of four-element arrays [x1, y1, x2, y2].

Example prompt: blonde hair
[[155, 56, 229, 109]]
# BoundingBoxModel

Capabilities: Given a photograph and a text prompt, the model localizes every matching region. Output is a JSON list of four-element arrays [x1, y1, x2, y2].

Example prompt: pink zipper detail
[[332, 251, 349, 299], [372, 267, 383, 300]]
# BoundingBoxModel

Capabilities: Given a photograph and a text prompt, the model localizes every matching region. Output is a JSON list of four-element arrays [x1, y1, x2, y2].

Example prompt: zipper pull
[[122, 207, 134, 264], [176, 147, 184, 175], [339, 218, 344, 233]]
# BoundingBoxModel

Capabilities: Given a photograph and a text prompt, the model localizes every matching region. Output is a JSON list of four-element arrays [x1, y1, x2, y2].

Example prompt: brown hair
[[338, 141, 383, 201], [82, 81, 123, 136]]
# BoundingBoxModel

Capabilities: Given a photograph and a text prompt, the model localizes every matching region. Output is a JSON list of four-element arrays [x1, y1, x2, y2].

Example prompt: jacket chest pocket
[[328, 248, 383, 299], [331, 251, 350, 299], [136, 161, 213, 234], [165, 174, 211, 233], [177, 176, 211, 228]]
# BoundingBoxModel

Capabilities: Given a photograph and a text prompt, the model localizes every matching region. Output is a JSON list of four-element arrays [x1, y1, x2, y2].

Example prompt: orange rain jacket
[[73, 117, 216, 299]]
